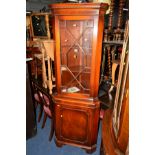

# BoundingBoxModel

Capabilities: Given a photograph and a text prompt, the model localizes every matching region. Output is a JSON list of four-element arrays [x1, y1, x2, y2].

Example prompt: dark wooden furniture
[[49, 3, 108, 153], [100, 21, 129, 155], [100, 72, 128, 155], [26, 46, 42, 77], [26, 62, 37, 140], [31, 79, 55, 141]]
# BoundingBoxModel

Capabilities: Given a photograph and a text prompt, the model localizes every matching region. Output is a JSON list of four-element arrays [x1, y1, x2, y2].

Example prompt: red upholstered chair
[[100, 109, 105, 120], [32, 81, 43, 123], [31, 80, 54, 141]]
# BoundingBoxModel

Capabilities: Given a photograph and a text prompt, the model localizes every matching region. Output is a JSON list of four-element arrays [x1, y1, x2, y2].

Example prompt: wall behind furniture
[[26, 0, 63, 12]]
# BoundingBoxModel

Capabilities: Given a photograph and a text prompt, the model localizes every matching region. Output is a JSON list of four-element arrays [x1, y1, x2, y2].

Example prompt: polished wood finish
[[49, 3, 108, 153], [54, 96, 100, 152], [100, 109, 118, 155], [102, 0, 115, 81], [117, 71, 129, 152], [117, 0, 125, 29], [108, 0, 115, 31], [114, 0, 125, 41]]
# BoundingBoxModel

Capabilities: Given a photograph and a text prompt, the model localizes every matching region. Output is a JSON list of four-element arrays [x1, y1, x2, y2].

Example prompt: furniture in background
[[49, 3, 108, 153], [99, 0, 128, 109], [100, 73, 128, 155], [28, 39, 56, 94], [40, 39, 56, 94], [26, 45, 42, 77], [30, 13, 51, 40], [100, 21, 129, 155], [31, 79, 55, 141], [98, 0, 129, 151], [26, 62, 37, 140], [26, 12, 56, 94]]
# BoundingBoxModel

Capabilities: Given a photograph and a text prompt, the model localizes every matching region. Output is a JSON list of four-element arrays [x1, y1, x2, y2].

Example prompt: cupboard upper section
[[49, 3, 108, 97]]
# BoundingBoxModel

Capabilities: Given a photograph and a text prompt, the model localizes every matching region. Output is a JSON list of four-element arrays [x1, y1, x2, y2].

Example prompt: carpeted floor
[[26, 106, 102, 155]]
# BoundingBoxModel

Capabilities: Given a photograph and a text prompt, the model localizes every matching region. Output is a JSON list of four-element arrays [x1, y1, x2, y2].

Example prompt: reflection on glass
[[59, 20, 93, 94]]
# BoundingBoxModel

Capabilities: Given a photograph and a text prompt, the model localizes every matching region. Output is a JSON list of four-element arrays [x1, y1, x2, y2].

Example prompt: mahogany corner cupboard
[[49, 3, 108, 153]]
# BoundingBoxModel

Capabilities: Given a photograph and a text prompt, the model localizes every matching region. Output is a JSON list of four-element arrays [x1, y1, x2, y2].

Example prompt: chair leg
[[38, 105, 43, 122], [49, 119, 54, 141], [34, 101, 38, 109], [35, 57, 38, 80], [42, 113, 47, 129]]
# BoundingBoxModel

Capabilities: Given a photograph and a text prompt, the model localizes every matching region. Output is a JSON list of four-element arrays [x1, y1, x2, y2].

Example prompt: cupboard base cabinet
[[54, 96, 100, 153], [49, 3, 108, 153]]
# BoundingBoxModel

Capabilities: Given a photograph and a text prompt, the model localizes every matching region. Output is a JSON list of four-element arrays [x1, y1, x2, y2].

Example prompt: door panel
[[59, 106, 90, 144]]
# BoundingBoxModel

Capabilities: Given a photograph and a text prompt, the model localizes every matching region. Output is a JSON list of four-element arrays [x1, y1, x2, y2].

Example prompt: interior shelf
[[61, 65, 91, 73]]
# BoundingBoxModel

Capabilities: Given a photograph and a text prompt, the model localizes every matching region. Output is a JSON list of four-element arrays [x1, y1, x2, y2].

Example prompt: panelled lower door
[[55, 103, 91, 145]]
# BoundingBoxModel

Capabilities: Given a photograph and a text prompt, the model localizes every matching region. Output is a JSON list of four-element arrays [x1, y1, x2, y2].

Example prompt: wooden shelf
[[61, 65, 91, 73]]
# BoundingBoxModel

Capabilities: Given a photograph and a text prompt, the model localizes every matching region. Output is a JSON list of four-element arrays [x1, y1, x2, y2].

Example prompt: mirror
[[30, 13, 51, 39], [32, 15, 47, 37]]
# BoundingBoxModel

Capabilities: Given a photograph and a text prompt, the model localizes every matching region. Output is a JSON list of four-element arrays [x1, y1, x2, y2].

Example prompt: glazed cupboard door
[[54, 16, 99, 96]]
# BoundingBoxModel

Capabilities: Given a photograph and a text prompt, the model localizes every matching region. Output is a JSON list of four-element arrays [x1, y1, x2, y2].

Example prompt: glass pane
[[32, 15, 47, 36], [59, 20, 93, 94]]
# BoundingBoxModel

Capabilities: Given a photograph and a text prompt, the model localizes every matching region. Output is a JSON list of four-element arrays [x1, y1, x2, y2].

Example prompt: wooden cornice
[[49, 3, 109, 10]]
